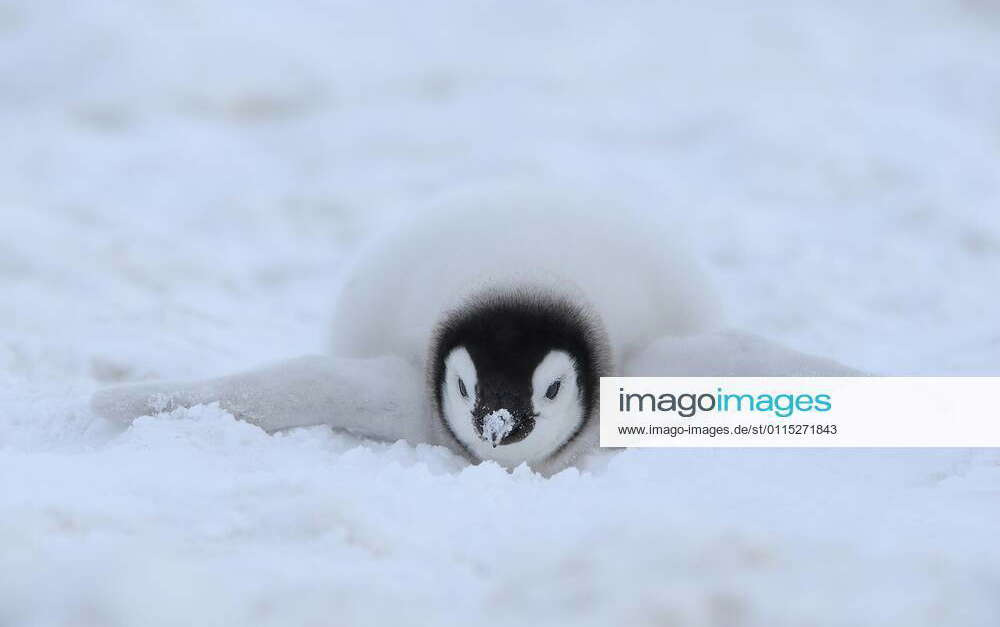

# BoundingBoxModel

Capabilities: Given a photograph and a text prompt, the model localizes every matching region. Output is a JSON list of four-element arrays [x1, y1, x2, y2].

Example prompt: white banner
[[600, 377, 1000, 447]]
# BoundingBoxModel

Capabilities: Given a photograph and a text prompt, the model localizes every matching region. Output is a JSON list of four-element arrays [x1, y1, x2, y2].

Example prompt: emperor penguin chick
[[92, 188, 861, 475]]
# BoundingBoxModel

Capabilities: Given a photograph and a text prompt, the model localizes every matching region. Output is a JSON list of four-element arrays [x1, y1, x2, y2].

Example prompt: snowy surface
[[2, 1, 1000, 625]]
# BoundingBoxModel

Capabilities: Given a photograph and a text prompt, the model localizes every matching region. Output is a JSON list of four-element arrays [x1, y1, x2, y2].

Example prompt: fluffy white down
[[329, 187, 722, 371]]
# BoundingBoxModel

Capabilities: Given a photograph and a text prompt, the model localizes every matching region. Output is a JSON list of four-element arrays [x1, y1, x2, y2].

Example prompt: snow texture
[[482, 409, 514, 447], [2, 1, 1000, 625]]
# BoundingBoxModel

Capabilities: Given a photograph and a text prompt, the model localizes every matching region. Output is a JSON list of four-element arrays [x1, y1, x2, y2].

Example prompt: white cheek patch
[[532, 351, 576, 406], [441, 346, 478, 444], [529, 350, 585, 453], [444, 347, 477, 396]]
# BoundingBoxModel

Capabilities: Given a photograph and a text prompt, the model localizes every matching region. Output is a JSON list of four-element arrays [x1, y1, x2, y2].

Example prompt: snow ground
[[2, 1, 1000, 625]]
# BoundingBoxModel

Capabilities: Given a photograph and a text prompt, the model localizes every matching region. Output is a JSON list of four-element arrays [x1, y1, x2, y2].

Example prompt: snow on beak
[[481, 408, 515, 448]]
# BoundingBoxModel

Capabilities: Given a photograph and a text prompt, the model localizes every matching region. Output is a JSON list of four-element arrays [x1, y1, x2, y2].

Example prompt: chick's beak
[[481, 408, 516, 448]]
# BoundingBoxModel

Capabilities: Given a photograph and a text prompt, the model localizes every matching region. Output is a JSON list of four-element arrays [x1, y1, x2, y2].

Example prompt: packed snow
[[2, 1, 1000, 625]]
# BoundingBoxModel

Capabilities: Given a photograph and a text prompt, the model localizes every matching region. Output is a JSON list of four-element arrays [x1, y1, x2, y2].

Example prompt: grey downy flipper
[[624, 330, 866, 377], [90, 354, 442, 446]]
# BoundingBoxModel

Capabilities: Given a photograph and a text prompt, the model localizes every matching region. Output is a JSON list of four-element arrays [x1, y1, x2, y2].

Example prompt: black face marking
[[545, 380, 561, 400], [430, 290, 605, 451], [457, 377, 468, 399]]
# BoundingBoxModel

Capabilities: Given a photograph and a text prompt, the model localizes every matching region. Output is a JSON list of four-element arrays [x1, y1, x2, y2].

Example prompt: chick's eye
[[545, 380, 561, 400], [457, 377, 468, 399]]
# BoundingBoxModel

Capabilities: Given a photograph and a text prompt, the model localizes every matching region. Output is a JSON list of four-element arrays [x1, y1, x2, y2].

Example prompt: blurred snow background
[[2, 0, 1000, 625]]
